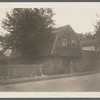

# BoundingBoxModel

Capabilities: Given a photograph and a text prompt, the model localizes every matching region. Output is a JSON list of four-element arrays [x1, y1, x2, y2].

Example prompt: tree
[[78, 33, 85, 40], [93, 13, 100, 39], [94, 21, 100, 39], [2, 8, 55, 56], [84, 32, 94, 40], [0, 35, 3, 43], [78, 32, 94, 41]]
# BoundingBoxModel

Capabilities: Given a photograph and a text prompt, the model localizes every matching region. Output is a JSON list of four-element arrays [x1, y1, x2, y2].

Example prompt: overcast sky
[[0, 3, 100, 35]]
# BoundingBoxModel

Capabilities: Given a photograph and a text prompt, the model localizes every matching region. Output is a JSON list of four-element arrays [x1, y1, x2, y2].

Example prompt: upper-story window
[[72, 40, 76, 48], [62, 37, 66, 47]]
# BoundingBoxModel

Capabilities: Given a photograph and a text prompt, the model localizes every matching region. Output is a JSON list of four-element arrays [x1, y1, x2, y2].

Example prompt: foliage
[[94, 21, 100, 39], [2, 8, 55, 56], [78, 32, 94, 41], [93, 13, 100, 39], [0, 36, 3, 43]]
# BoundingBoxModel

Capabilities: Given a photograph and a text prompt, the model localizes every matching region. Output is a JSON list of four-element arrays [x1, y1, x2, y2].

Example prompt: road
[[0, 73, 100, 92]]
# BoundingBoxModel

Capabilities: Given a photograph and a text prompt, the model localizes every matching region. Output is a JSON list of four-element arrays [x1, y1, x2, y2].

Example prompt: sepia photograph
[[0, 2, 100, 93]]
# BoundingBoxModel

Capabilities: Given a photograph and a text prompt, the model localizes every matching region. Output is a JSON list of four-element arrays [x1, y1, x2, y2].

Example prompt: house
[[5, 25, 82, 77], [80, 39, 100, 51], [40, 25, 82, 75]]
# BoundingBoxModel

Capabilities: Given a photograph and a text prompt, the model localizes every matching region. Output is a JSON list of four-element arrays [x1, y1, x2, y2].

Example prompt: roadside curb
[[0, 71, 99, 85]]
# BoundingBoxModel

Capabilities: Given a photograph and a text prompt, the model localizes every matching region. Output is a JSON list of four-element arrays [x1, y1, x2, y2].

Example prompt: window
[[62, 37, 66, 47], [72, 40, 76, 48]]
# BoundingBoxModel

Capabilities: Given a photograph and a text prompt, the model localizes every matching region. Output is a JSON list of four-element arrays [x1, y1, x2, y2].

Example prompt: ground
[[0, 73, 100, 92]]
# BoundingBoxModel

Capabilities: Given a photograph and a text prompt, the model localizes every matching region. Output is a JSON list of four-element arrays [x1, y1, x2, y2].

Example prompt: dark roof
[[52, 25, 75, 34], [52, 25, 68, 34], [80, 39, 99, 46]]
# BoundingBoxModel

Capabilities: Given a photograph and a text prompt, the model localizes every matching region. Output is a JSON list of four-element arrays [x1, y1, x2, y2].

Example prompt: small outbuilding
[[80, 39, 100, 51]]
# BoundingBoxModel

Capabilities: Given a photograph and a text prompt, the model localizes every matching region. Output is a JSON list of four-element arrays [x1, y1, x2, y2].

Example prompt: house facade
[[40, 25, 82, 75]]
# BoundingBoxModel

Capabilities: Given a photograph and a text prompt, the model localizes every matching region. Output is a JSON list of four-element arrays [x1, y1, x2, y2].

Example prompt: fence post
[[7, 64, 10, 78], [39, 64, 43, 76]]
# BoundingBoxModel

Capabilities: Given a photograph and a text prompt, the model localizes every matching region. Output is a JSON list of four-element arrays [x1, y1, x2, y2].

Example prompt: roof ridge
[[54, 24, 69, 30], [52, 24, 70, 34]]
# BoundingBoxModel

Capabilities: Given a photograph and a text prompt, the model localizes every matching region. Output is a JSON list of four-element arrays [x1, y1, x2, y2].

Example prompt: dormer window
[[62, 37, 66, 47], [72, 40, 76, 48]]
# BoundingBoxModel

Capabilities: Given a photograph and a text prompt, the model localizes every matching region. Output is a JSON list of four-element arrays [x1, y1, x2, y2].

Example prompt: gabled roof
[[52, 25, 68, 34], [52, 25, 75, 34]]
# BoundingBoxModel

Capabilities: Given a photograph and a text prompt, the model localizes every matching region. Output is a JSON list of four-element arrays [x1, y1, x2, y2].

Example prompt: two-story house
[[39, 25, 82, 75]]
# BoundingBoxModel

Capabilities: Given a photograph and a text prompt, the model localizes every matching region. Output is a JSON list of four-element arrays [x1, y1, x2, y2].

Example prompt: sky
[[0, 3, 100, 35], [53, 7, 99, 34]]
